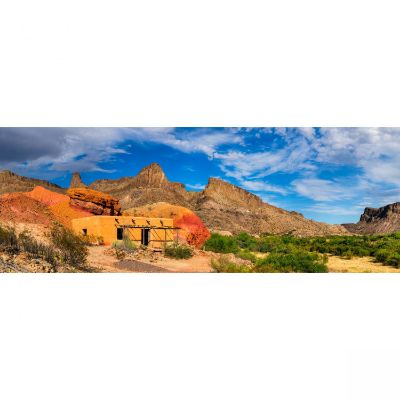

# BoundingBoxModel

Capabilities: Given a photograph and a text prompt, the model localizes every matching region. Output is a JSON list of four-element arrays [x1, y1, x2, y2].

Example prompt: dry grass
[[327, 256, 400, 273]]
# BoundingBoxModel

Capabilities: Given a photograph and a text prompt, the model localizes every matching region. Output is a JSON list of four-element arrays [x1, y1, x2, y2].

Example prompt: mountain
[[0, 170, 65, 195], [69, 172, 87, 188], [89, 163, 347, 236], [90, 163, 193, 209], [343, 202, 400, 234], [193, 177, 347, 236]]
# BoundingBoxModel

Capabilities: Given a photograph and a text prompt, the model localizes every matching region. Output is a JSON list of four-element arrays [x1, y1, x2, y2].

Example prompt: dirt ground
[[87, 246, 214, 273]]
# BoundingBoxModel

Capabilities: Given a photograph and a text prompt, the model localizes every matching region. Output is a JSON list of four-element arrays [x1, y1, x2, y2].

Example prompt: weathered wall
[[71, 216, 175, 247]]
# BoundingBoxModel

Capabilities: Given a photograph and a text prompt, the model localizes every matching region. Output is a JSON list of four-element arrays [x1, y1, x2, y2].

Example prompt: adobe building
[[71, 216, 178, 248]]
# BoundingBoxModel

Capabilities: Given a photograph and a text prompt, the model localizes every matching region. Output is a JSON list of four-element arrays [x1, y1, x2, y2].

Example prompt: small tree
[[50, 224, 88, 267]]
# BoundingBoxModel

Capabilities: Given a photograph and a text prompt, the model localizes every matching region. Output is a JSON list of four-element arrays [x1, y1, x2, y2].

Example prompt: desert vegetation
[[205, 232, 400, 272], [0, 222, 89, 272], [164, 243, 194, 259], [111, 234, 137, 260]]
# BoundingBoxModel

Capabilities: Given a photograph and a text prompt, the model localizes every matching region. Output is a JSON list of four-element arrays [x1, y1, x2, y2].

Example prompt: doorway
[[141, 228, 150, 246]]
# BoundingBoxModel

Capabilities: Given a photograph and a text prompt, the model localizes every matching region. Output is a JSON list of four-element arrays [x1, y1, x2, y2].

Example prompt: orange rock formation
[[67, 188, 121, 216]]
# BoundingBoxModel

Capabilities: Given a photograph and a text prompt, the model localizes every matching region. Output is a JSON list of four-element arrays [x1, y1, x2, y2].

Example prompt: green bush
[[50, 224, 88, 268], [211, 255, 253, 273], [165, 243, 193, 259], [204, 230, 400, 269], [235, 232, 258, 250], [255, 251, 328, 273], [204, 233, 239, 254]]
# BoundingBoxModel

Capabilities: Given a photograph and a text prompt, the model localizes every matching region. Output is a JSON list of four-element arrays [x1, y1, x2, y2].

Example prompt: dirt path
[[328, 256, 400, 273], [87, 246, 213, 273], [115, 259, 171, 273]]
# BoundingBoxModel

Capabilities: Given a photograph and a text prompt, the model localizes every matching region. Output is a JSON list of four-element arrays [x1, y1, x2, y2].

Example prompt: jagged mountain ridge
[[88, 163, 347, 236], [0, 164, 350, 236], [343, 202, 400, 234], [0, 170, 65, 195], [89, 163, 194, 209]]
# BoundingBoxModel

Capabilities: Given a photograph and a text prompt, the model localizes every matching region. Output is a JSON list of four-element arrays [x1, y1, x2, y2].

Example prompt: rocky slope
[[90, 163, 347, 236], [90, 163, 193, 209], [0, 170, 65, 195], [343, 202, 400, 234]]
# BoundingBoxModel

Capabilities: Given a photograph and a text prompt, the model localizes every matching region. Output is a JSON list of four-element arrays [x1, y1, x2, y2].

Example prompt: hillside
[[0, 170, 65, 195], [343, 202, 400, 234], [89, 163, 193, 208], [90, 163, 348, 236]]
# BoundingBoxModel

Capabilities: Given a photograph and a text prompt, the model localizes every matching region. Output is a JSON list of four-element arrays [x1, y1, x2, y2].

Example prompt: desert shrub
[[112, 235, 137, 253], [255, 251, 328, 273], [211, 255, 253, 273], [165, 243, 193, 259], [204, 233, 239, 254], [81, 234, 104, 246], [50, 224, 88, 267], [0, 224, 19, 251], [18, 231, 57, 266]]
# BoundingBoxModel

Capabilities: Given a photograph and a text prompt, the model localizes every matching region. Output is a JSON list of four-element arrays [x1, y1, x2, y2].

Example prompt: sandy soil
[[87, 246, 213, 273], [327, 256, 400, 273]]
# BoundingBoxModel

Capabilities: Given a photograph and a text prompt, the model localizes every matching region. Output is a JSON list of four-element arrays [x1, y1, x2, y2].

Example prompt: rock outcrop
[[0, 170, 65, 195], [69, 172, 87, 189], [343, 202, 400, 234], [67, 188, 121, 216]]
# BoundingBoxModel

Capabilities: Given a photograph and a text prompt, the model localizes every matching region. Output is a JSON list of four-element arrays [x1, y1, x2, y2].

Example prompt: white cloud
[[292, 178, 355, 202], [238, 179, 288, 195], [303, 203, 365, 217]]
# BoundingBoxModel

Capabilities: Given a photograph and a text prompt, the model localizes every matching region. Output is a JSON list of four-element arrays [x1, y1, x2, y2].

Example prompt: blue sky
[[0, 127, 399, 224]]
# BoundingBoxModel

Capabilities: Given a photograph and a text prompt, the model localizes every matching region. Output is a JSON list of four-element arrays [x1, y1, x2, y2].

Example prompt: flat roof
[[71, 215, 174, 222]]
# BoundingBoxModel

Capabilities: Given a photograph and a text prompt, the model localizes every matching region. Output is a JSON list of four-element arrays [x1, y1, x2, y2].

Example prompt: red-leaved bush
[[174, 213, 211, 248]]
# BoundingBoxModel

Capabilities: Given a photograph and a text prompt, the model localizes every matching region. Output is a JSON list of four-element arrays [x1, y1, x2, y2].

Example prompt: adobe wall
[[71, 216, 175, 247]]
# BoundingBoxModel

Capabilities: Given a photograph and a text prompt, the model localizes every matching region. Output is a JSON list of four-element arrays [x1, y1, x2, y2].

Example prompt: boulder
[[67, 188, 121, 216]]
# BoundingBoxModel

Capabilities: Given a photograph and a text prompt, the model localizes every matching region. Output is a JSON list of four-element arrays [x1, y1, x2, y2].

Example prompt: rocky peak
[[343, 202, 400, 234], [69, 172, 87, 189], [132, 163, 168, 188], [360, 202, 400, 223]]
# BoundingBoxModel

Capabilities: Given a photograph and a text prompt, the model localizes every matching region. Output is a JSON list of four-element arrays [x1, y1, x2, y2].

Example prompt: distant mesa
[[343, 202, 400, 234]]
